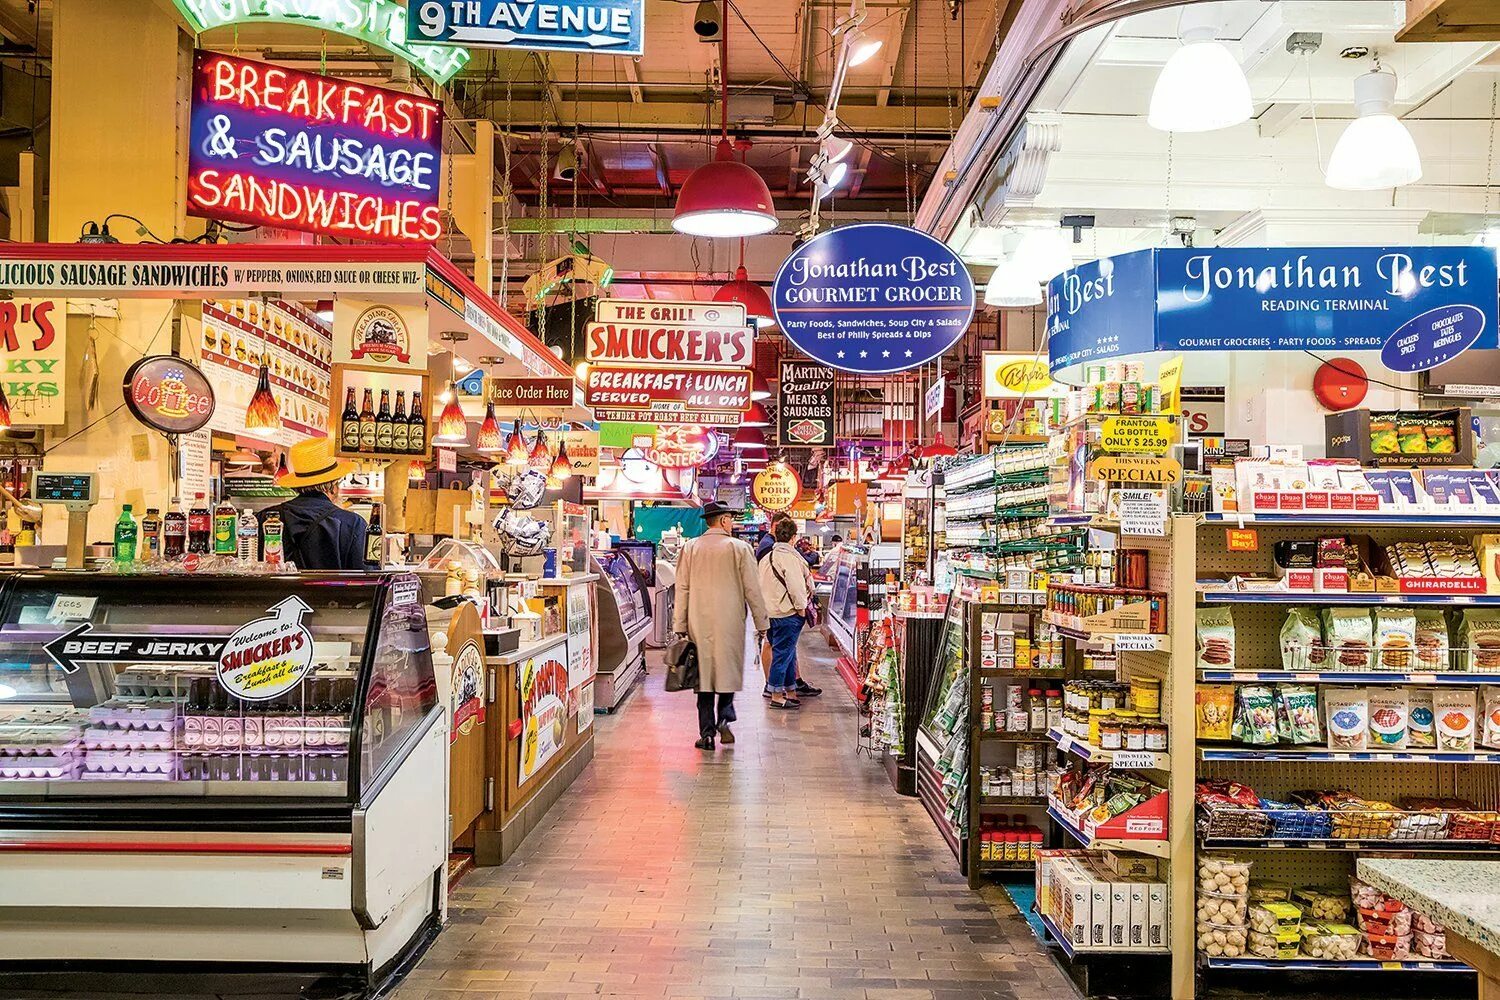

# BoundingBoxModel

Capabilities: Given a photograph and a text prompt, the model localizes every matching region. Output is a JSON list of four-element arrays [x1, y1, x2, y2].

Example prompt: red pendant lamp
[[528, 427, 551, 471], [549, 440, 573, 483], [731, 426, 767, 451], [505, 422, 529, 465], [742, 401, 771, 427], [244, 360, 282, 437], [751, 372, 772, 401], [432, 382, 468, 446], [918, 430, 958, 459], [714, 234, 776, 328], [475, 402, 503, 454], [672, 10, 776, 238]]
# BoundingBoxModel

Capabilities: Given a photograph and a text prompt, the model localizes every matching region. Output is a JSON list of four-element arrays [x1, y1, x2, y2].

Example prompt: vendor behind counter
[[257, 438, 370, 572]]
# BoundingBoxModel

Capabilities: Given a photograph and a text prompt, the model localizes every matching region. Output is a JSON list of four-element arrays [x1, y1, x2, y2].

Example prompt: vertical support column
[[1168, 514, 1198, 999]]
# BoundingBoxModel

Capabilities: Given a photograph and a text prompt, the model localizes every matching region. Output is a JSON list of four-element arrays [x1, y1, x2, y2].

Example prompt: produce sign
[[772, 223, 975, 375], [487, 377, 575, 407], [752, 464, 801, 512], [172, 0, 470, 84], [778, 359, 836, 447], [0, 299, 65, 424], [583, 365, 750, 411], [1100, 416, 1175, 455], [216, 597, 316, 702], [587, 299, 752, 367], [518, 651, 569, 785], [408, 0, 645, 56], [187, 52, 444, 244], [123, 356, 216, 435]]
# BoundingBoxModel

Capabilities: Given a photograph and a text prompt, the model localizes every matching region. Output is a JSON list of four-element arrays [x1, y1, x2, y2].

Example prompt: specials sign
[[778, 360, 835, 447], [587, 299, 752, 367], [518, 650, 569, 785], [216, 597, 316, 701], [187, 52, 444, 244]]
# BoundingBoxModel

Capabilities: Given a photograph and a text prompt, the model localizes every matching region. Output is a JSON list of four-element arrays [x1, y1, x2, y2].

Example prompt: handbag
[[769, 550, 819, 627], [663, 635, 699, 692]]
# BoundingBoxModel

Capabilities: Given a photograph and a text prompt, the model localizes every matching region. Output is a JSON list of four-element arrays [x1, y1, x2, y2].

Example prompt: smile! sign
[[187, 52, 444, 244]]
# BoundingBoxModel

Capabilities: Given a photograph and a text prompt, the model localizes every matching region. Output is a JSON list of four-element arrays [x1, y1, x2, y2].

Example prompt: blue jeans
[[768, 615, 805, 693]]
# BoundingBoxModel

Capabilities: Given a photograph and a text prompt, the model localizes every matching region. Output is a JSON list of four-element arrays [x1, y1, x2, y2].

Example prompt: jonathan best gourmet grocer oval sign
[[773, 223, 975, 375]]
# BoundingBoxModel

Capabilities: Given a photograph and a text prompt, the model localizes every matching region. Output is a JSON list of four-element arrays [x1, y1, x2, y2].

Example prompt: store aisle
[[393, 633, 1079, 1000]]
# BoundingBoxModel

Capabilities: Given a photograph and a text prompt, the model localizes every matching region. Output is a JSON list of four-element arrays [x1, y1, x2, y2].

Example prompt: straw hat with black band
[[279, 438, 354, 490]]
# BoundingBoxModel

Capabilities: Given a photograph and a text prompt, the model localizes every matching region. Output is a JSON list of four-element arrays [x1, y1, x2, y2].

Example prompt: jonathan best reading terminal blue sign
[[408, 0, 645, 55], [1046, 246, 1499, 382], [772, 223, 976, 375]]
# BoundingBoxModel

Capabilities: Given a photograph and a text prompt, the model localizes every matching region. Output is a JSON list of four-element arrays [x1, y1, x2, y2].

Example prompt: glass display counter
[[591, 550, 651, 711]]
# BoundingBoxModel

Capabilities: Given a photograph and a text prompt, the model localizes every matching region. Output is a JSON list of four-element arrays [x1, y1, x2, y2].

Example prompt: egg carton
[[0, 759, 81, 779], [83, 728, 175, 750], [0, 735, 82, 755], [87, 701, 178, 728], [82, 751, 177, 775]]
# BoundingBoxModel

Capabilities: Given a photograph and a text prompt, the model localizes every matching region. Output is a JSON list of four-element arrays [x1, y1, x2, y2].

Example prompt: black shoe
[[795, 680, 823, 697], [717, 723, 735, 745], [762, 686, 774, 698], [694, 736, 715, 750], [768, 699, 801, 710]]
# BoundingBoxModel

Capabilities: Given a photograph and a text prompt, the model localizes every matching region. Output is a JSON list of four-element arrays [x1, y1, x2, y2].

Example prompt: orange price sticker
[[1226, 528, 1259, 552]]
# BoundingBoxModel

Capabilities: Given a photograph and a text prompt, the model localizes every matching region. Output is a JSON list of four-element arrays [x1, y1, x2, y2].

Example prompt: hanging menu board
[[200, 299, 333, 445], [778, 360, 836, 447]]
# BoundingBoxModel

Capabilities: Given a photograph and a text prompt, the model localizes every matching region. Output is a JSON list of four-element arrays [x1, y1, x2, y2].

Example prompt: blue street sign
[[772, 223, 976, 375], [1047, 246, 1499, 381], [407, 0, 645, 56]]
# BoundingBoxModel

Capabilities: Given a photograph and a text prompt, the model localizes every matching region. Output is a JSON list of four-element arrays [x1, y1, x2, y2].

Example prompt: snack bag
[[1397, 414, 1429, 454], [1414, 610, 1449, 670], [1325, 688, 1369, 751], [1233, 685, 1279, 746], [1278, 684, 1322, 745], [1196, 607, 1236, 669], [1408, 688, 1437, 749], [1374, 608, 1416, 671], [1458, 610, 1500, 671], [1483, 688, 1500, 749], [1280, 608, 1323, 671], [1367, 687, 1409, 750], [1369, 415, 1399, 455], [1197, 685, 1235, 741], [1323, 607, 1374, 671], [1434, 687, 1477, 752]]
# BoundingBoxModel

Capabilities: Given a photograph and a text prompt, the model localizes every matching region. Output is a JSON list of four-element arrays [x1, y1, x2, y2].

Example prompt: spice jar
[[1088, 707, 1110, 746], [1099, 716, 1124, 751], [1045, 689, 1063, 732]]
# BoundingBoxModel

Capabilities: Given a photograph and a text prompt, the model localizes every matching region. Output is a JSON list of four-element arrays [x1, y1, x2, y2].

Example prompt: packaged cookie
[[1408, 688, 1437, 748], [1483, 687, 1500, 749], [1374, 608, 1416, 670], [1280, 608, 1324, 671], [1278, 684, 1322, 745], [1434, 687, 1477, 751], [1197, 685, 1235, 741], [1325, 688, 1369, 750], [1323, 608, 1374, 671], [1458, 610, 1500, 671], [1196, 607, 1236, 669], [1368, 687, 1409, 750], [1233, 685, 1279, 746], [1414, 610, 1450, 670]]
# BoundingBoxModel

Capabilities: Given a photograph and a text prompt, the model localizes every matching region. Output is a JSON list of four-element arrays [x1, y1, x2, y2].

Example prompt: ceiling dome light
[[673, 138, 778, 238], [743, 401, 771, 427], [1326, 69, 1423, 192], [732, 426, 767, 450], [1147, 1, 1252, 133], [984, 257, 1044, 308], [713, 265, 776, 328], [751, 372, 772, 401], [845, 25, 882, 67], [1015, 228, 1074, 283]]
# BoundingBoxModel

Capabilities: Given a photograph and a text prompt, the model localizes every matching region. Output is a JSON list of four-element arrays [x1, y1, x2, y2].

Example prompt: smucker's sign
[[217, 597, 316, 701], [587, 299, 752, 367]]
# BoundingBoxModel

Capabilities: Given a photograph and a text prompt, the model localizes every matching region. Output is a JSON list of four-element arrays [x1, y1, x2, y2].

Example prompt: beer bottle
[[407, 390, 426, 454], [358, 389, 376, 453], [391, 391, 410, 455], [375, 390, 394, 453], [340, 387, 359, 453]]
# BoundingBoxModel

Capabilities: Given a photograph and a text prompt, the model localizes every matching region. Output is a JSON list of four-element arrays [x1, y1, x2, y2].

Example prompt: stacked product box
[[1036, 849, 1168, 951]]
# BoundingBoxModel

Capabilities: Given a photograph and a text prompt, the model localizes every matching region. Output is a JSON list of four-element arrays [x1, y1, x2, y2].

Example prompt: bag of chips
[[1278, 684, 1322, 745], [1233, 685, 1279, 746]]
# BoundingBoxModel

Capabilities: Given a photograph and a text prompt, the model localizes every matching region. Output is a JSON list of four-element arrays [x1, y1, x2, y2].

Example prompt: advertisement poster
[[0, 299, 65, 424], [778, 359, 835, 446], [334, 298, 430, 370], [576, 681, 595, 733], [201, 299, 332, 445], [216, 597, 315, 701], [583, 366, 751, 412], [518, 651, 569, 785], [450, 639, 485, 744]]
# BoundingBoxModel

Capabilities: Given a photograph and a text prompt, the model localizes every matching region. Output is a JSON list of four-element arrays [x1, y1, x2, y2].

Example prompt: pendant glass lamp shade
[[742, 401, 771, 427], [984, 257, 1044, 308], [673, 139, 778, 238], [528, 428, 551, 470], [549, 441, 573, 482], [244, 363, 283, 436], [713, 265, 776, 327], [918, 431, 958, 459], [1015, 229, 1074, 283], [1326, 69, 1423, 191], [731, 426, 767, 450], [475, 402, 503, 454], [274, 452, 289, 483], [1147, 2, 1252, 133], [505, 423, 528, 465], [432, 383, 469, 445], [408, 459, 427, 481], [751, 372, 772, 401]]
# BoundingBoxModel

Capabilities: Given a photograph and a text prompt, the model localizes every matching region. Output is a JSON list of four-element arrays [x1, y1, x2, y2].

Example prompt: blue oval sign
[[772, 223, 975, 375], [1381, 304, 1487, 373]]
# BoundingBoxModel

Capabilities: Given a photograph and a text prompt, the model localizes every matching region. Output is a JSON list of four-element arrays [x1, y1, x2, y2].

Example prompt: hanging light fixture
[[838, 0, 882, 68], [432, 381, 469, 445], [1147, 1, 1252, 133], [672, 7, 777, 237], [529, 427, 551, 470], [751, 372, 772, 401], [917, 431, 958, 460], [244, 358, 283, 437], [731, 426, 767, 450], [743, 401, 771, 427], [1326, 68, 1423, 192], [1015, 228, 1074, 283], [549, 440, 574, 483], [225, 448, 261, 469], [713, 264, 776, 327], [505, 422, 529, 465], [984, 257, 1044, 308], [274, 452, 289, 483], [475, 402, 503, 454], [408, 459, 427, 481]]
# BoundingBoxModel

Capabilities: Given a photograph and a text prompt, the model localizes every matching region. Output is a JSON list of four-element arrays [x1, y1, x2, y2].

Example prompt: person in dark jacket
[[756, 513, 820, 568], [259, 438, 369, 571]]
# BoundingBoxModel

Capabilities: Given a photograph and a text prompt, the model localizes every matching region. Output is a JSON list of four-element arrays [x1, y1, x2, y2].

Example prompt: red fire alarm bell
[[1312, 357, 1369, 411]]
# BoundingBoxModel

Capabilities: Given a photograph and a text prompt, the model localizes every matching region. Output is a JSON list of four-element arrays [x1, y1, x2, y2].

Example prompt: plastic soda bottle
[[114, 505, 138, 566], [262, 511, 284, 566], [213, 499, 238, 556]]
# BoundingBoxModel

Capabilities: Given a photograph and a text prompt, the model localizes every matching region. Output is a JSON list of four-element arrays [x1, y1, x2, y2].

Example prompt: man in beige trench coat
[[673, 501, 771, 750]]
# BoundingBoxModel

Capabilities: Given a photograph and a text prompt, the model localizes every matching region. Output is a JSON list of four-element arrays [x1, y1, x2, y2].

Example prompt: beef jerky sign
[[778, 360, 835, 447]]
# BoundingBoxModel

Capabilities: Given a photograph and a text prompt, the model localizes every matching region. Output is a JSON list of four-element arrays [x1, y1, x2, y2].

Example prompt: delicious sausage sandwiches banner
[[1047, 246, 1499, 383]]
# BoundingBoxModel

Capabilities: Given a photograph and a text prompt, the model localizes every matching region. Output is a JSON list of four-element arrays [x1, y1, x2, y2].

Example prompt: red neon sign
[[187, 52, 444, 244]]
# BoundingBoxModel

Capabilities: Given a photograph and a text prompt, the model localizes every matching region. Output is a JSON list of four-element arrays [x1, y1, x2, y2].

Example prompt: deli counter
[[0, 572, 447, 983]]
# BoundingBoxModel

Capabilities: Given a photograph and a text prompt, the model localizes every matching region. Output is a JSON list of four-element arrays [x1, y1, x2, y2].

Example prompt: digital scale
[[31, 472, 98, 569]]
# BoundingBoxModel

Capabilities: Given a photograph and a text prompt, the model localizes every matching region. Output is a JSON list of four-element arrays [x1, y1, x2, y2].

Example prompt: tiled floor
[[393, 632, 1080, 1000]]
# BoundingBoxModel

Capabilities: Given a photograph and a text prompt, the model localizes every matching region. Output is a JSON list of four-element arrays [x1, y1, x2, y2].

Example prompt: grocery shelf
[[1047, 804, 1171, 858], [979, 795, 1048, 807], [1039, 913, 1171, 958], [1199, 747, 1500, 763], [980, 731, 1053, 743], [1199, 668, 1500, 685], [1047, 729, 1171, 770], [1202, 512, 1500, 528], [1044, 617, 1171, 652], [1200, 591, 1500, 606], [1199, 836, 1500, 852], [1202, 956, 1470, 973]]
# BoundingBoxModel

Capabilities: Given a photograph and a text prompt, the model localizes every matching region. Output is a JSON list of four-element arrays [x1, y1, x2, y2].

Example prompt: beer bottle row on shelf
[[339, 387, 426, 455]]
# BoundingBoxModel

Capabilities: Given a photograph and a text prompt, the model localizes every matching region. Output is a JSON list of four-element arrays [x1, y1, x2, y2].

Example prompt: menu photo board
[[778, 359, 835, 447], [200, 298, 332, 445]]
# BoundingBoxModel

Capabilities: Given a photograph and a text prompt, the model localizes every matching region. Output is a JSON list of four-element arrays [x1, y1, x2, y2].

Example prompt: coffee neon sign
[[123, 356, 216, 435], [187, 52, 444, 244]]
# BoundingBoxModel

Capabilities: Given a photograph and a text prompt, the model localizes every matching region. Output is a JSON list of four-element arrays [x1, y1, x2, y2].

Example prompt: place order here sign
[[583, 299, 754, 425]]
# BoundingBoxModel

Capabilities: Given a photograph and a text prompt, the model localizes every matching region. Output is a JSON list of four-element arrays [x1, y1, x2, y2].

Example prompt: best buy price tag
[[1100, 416, 1175, 454]]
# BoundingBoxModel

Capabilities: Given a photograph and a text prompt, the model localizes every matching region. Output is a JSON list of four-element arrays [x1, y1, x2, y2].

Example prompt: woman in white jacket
[[758, 518, 814, 709]]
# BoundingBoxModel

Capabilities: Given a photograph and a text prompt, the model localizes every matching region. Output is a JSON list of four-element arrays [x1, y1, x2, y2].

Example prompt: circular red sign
[[122, 355, 216, 435]]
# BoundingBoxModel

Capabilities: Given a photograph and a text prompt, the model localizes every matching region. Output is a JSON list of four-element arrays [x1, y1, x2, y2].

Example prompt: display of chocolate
[[1196, 779, 1500, 844]]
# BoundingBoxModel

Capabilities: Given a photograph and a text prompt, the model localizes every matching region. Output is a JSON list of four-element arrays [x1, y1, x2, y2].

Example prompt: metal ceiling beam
[[482, 100, 955, 134], [850, 146, 874, 197], [649, 143, 672, 194], [582, 141, 614, 198], [787, 147, 801, 196], [876, 3, 913, 108]]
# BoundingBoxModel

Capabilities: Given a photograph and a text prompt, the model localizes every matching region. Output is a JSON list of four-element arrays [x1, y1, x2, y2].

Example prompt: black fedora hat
[[700, 500, 742, 520]]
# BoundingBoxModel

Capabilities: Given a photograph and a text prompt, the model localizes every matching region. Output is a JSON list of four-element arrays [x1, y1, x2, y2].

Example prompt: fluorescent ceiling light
[[984, 257, 1043, 308], [1326, 69, 1422, 192], [1147, 1, 1252, 133]]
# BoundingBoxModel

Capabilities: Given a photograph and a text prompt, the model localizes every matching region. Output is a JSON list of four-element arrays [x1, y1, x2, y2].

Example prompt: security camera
[[694, 0, 722, 39], [556, 144, 579, 182]]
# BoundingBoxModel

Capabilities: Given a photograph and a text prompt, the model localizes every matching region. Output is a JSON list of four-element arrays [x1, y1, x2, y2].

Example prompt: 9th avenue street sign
[[408, 0, 646, 56]]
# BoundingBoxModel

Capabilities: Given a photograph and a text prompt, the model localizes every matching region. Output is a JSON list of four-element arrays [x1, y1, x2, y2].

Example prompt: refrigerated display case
[[591, 550, 651, 711], [0, 572, 447, 984]]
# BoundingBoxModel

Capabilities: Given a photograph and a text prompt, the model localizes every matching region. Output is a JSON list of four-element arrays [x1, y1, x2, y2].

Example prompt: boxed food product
[[1248, 902, 1303, 934], [1091, 880, 1111, 947], [1277, 684, 1322, 745], [1196, 607, 1236, 669], [1292, 888, 1351, 922], [1408, 689, 1437, 748], [1101, 850, 1158, 879], [1197, 685, 1235, 741], [1325, 688, 1369, 751], [1129, 883, 1151, 948], [1357, 905, 1412, 937], [1362, 930, 1412, 960], [1475, 534, 1500, 594], [1109, 881, 1131, 948], [1301, 922, 1361, 960], [1323, 607, 1374, 671], [1433, 687, 1477, 752], [1147, 881, 1168, 949], [1368, 687, 1410, 750]]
